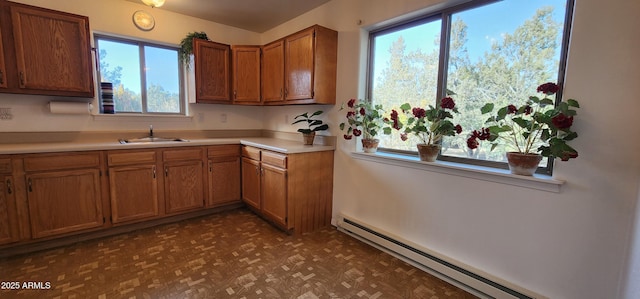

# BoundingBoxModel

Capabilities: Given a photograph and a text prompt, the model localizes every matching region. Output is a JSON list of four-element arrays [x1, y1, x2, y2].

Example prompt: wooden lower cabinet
[[107, 150, 159, 224], [207, 145, 241, 207], [241, 146, 333, 233], [0, 174, 20, 245], [26, 168, 103, 238], [162, 148, 205, 214]]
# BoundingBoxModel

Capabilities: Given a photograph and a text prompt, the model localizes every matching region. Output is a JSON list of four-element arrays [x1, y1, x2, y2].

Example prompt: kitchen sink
[[118, 137, 189, 144]]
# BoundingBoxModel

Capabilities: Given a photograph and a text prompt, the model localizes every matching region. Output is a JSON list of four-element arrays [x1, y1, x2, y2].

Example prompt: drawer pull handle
[[28, 178, 32, 192], [153, 166, 156, 178]]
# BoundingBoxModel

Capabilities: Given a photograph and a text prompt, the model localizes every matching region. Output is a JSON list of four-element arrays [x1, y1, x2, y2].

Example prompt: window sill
[[93, 114, 193, 122], [351, 151, 564, 192]]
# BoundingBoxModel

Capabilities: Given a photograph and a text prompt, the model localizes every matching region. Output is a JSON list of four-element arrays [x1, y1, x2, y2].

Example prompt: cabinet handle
[[165, 167, 169, 177], [19, 72, 25, 87], [209, 161, 212, 172], [280, 88, 283, 98], [255, 166, 260, 176], [27, 178, 32, 192], [6, 179, 12, 194], [0, 70, 4, 85], [233, 90, 237, 99], [153, 166, 156, 178]]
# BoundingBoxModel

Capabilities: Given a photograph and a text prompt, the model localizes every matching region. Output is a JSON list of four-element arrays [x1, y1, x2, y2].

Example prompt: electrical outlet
[[0, 107, 13, 120]]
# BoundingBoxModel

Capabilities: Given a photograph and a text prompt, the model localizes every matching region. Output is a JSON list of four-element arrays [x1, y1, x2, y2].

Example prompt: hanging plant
[[179, 31, 208, 69]]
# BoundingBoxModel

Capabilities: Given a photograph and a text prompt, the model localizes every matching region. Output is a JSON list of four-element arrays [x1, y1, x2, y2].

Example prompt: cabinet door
[[0, 29, 6, 89], [164, 161, 205, 214], [26, 169, 103, 238], [10, 4, 93, 97], [261, 163, 287, 228], [109, 165, 159, 224], [0, 176, 19, 245], [232, 45, 261, 104], [241, 157, 261, 210], [194, 39, 231, 103], [262, 40, 284, 103], [208, 157, 241, 207], [284, 28, 314, 101]]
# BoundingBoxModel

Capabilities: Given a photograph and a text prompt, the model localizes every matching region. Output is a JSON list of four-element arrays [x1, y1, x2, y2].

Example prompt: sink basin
[[118, 137, 189, 144]]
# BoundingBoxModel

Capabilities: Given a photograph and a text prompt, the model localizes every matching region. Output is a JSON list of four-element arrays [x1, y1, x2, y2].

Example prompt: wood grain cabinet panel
[[26, 168, 103, 238], [0, 27, 6, 89], [5, 1, 93, 97], [260, 163, 287, 228], [241, 157, 261, 210], [207, 145, 241, 207], [261, 40, 284, 103], [232, 45, 261, 104], [194, 39, 231, 103], [0, 175, 19, 245], [162, 148, 206, 214]]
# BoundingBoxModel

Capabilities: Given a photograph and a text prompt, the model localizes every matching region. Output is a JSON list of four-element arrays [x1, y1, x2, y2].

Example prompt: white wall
[[0, 0, 265, 132], [261, 0, 640, 298], [2, 0, 640, 298]]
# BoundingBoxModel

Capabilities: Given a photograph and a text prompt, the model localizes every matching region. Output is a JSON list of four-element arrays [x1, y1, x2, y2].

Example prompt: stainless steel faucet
[[149, 125, 153, 137]]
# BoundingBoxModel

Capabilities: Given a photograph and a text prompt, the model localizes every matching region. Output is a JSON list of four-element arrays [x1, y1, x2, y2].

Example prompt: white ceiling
[[126, 0, 331, 33]]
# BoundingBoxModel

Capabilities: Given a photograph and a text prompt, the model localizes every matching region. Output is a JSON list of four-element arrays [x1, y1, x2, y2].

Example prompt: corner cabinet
[[194, 39, 231, 103], [277, 25, 337, 105], [0, 0, 94, 97], [241, 146, 334, 233]]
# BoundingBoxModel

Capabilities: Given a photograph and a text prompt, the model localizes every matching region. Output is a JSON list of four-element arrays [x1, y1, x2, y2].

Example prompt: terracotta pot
[[361, 138, 380, 153], [506, 152, 542, 176], [417, 144, 441, 162], [302, 132, 316, 145]]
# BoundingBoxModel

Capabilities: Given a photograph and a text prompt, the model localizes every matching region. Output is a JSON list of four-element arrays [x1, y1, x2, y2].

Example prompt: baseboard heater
[[335, 214, 548, 299]]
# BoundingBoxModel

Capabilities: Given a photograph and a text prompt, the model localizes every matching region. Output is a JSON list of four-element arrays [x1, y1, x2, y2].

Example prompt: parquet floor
[[0, 208, 477, 298]]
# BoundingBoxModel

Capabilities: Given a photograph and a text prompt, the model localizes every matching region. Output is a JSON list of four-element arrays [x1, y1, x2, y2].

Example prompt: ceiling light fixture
[[141, 0, 165, 8]]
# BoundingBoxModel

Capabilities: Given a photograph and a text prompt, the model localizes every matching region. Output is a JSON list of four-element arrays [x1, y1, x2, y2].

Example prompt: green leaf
[[567, 99, 580, 108], [339, 123, 345, 130], [310, 110, 323, 117], [512, 117, 530, 129], [383, 127, 392, 135], [291, 119, 307, 125], [313, 124, 329, 132], [481, 103, 494, 114], [497, 106, 508, 120], [400, 103, 412, 111], [539, 98, 554, 106]]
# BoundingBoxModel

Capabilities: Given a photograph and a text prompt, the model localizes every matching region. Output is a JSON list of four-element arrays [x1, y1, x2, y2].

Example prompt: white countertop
[[0, 137, 335, 155]]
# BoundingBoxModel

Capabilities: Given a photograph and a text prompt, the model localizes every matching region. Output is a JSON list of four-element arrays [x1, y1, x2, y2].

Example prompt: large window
[[95, 35, 184, 114], [369, 0, 573, 173]]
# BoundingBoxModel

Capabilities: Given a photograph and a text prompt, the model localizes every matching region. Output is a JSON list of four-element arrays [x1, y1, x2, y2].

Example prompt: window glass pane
[[371, 20, 442, 151], [442, 0, 568, 163], [144, 46, 181, 113], [97, 39, 142, 112]]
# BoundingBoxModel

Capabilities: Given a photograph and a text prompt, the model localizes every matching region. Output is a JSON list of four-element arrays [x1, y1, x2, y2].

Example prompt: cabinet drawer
[[0, 158, 12, 173], [242, 146, 261, 160], [163, 147, 203, 161], [208, 145, 240, 158], [108, 151, 156, 166], [261, 151, 287, 168], [24, 152, 100, 172]]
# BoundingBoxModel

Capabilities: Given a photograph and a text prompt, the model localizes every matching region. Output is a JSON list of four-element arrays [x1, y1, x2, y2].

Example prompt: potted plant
[[292, 110, 329, 145], [384, 96, 463, 162], [339, 99, 386, 153], [179, 31, 208, 69], [466, 82, 580, 175]]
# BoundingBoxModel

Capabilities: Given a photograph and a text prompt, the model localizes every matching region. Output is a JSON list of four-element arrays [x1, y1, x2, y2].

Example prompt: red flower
[[537, 82, 560, 95], [343, 134, 353, 140], [467, 136, 479, 149], [400, 133, 408, 141], [560, 151, 578, 161], [412, 107, 426, 118], [552, 113, 573, 129], [440, 97, 455, 109], [455, 124, 462, 134], [346, 111, 355, 118], [359, 107, 366, 116], [524, 105, 532, 115], [507, 105, 517, 114], [347, 98, 356, 108], [353, 129, 362, 136], [390, 110, 401, 130]]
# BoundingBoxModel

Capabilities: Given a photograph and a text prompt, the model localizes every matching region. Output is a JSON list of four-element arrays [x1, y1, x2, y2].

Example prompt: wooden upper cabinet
[[232, 45, 261, 104], [261, 40, 284, 103], [194, 39, 231, 103], [0, 29, 6, 89], [7, 2, 94, 97], [282, 25, 337, 105]]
